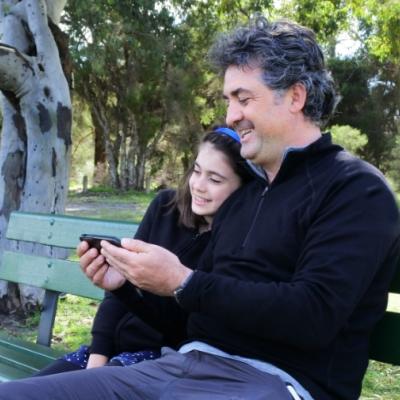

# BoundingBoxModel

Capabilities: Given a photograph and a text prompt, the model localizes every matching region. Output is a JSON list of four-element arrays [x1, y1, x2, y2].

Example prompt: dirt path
[[65, 200, 138, 216]]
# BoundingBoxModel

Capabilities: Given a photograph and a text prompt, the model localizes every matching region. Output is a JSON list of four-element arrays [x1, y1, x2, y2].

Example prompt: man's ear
[[288, 83, 307, 113]]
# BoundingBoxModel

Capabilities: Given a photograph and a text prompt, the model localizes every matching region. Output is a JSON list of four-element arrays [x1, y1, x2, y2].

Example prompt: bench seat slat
[[0, 346, 50, 373], [6, 212, 139, 248], [0, 334, 63, 360], [0, 362, 34, 382], [0, 334, 62, 381], [0, 251, 104, 300]]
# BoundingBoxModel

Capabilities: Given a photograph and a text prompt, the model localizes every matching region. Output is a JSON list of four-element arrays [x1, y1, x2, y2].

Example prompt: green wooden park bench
[[0, 211, 399, 385], [0, 211, 139, 381]]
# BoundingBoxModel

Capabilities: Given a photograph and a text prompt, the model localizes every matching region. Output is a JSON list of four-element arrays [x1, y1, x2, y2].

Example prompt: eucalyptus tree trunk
[[121, 114, 138, 190], [0, 0, 71, 313], [89, 100, 120, 188]]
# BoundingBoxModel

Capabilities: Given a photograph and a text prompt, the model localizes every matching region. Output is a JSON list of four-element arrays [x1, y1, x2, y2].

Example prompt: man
[[1, 17, 399, 400]]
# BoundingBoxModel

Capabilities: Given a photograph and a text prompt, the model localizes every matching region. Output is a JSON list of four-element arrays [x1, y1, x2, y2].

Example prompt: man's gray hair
[[209, 17, 338, 126]]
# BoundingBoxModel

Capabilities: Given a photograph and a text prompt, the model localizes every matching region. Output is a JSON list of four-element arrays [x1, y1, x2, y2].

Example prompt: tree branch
[[44, 0, 66, 25], [24, 0, 69, 93], [25, 0, 59, 62]]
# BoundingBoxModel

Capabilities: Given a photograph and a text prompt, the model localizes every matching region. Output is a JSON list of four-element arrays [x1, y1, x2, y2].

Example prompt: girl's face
[[189, 142, 242, 225]]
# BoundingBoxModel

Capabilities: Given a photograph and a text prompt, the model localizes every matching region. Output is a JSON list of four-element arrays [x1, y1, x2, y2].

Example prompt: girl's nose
[[192, 175, 207, 192]]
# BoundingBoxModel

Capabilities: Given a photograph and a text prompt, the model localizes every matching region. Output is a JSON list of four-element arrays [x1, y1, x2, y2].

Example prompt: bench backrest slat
[[6, 212, 138, 248], [0, 251, 104, 300], [369, 256, 400, 365], [369, 311, 400, 364], [389, 265, 400, 294]]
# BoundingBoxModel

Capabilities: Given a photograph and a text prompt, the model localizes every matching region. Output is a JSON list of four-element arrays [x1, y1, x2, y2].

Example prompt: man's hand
[[100, 239, 192, 296], [77, 240, 126, 291]]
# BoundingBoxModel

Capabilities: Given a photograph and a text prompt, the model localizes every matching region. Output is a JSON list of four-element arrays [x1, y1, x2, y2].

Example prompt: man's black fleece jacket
[[116, 134, 400, 400]]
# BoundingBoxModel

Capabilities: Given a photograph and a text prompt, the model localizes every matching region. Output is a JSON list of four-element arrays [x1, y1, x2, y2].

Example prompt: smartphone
[[80, 234, 144, 298], [79, 234, 122, 251]]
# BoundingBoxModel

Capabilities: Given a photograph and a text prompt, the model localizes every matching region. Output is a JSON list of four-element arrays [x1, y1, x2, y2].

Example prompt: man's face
[[223, 65, 292, 176]]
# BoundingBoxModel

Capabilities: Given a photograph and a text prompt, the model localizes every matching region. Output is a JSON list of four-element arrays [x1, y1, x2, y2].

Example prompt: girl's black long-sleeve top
[[90, 189, 210, 357]]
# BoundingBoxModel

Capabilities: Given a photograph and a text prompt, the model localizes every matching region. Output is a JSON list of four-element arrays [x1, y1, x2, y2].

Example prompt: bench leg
[[37, 291, 59, 347]]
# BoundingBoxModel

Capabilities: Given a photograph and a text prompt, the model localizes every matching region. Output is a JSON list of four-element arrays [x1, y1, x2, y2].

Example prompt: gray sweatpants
[[0, 348, 296, 400]]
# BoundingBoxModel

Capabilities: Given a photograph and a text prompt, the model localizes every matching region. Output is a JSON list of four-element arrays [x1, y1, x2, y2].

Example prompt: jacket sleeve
[[111, 281, 188, 348], [89, 192, 166, 356], [178, 172, 400, 350], [90, 292, 129, 356]]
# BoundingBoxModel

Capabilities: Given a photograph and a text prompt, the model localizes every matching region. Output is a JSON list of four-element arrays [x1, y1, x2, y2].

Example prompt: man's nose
[[225, 102, 243, 127]]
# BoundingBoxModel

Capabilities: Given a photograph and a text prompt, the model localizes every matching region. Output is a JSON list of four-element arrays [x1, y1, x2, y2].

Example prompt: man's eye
[[238, 97, 250, 105]]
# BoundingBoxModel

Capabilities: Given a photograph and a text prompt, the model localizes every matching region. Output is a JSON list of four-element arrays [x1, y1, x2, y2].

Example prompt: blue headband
[[214, 127, 241, 143]]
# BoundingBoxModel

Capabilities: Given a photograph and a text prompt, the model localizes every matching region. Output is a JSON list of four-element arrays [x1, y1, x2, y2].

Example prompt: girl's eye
[[209, 177, 222, 184], [193, 169, 200, 174]]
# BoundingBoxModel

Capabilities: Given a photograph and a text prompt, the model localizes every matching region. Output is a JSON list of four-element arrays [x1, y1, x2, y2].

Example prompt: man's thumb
[[121, 238, 150, 253]]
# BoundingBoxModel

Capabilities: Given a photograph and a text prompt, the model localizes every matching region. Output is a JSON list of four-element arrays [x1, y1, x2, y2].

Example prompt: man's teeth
[[240, 129, 252, 138]]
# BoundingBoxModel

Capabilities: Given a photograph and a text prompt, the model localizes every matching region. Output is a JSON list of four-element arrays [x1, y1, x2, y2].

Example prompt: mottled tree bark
[[0, 0, 71, 312]]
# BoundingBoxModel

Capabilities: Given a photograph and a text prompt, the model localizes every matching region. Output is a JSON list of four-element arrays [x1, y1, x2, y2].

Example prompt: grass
[[361, 361, 400, 399], [74, 209, 143, 223], [66, 188, 156, 223], [1, 187, 399, 398], [13, 296, 99, 352], [51, 296, 100, 351], [68, 187, 156, 207]]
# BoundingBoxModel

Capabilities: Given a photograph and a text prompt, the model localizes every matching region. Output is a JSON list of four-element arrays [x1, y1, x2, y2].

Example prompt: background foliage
[[62, 0, 399, 193]]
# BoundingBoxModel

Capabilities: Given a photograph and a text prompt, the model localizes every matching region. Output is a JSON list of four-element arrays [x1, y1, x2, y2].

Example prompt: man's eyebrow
[[222, 88, 252, 99]]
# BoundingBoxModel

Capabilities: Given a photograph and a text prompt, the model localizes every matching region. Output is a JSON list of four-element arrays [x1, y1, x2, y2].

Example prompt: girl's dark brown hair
[[170, 129, 253, 229]]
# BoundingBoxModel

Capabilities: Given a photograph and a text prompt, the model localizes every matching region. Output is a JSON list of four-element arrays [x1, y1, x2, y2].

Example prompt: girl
[[36, 127, 253, 375]]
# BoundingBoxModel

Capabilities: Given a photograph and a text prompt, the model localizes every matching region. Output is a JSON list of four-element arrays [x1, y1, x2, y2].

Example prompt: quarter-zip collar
[[249, 133, 341, 188], [241, 133, 340, 248]]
